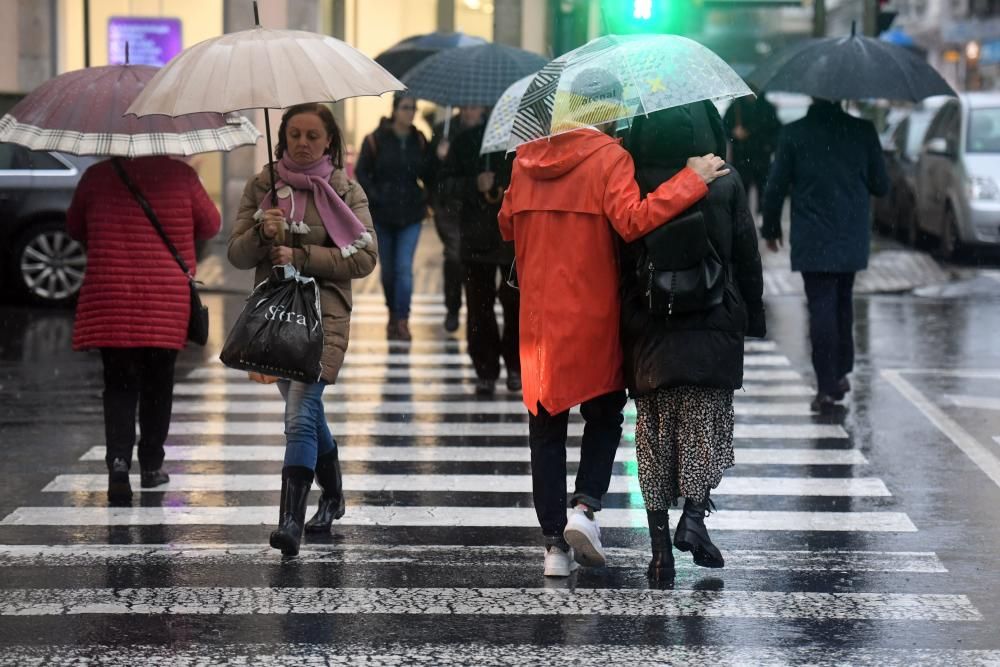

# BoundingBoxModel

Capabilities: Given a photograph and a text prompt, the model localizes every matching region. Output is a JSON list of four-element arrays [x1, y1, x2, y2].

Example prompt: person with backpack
[[355, 92, 431, 342], [620, 100, 765, 584]]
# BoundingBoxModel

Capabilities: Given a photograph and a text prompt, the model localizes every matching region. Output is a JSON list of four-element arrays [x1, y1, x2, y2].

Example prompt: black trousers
[[734, 156, 770, 213], [433, 208, 463, 315], [100, 347, 178, 471], [528, 390, 628, 540], [463, 262, 520, 381], [801, 272, 856, 396]]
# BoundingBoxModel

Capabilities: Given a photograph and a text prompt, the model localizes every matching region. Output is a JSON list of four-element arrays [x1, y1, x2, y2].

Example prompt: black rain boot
[[269, 466, 314, 556], [304, 450, 345, 533], [674, 492, 725, 568], [646, 509, 675, 584]]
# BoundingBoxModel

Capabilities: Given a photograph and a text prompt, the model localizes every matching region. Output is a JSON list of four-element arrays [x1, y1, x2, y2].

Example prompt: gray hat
[[570, 68, 623, 104]]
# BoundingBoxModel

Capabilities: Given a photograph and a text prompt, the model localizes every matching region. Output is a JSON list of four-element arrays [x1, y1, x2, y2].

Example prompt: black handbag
[[641, 207, 725, 317], [112, 159, 209, 346]]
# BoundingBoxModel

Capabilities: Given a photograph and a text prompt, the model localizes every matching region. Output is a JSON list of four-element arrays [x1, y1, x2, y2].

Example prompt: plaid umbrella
[[401, 43, 548, 107], [0, 64, 260, 157], [509, 34, 750, 150], [375, 31, 487, 79]]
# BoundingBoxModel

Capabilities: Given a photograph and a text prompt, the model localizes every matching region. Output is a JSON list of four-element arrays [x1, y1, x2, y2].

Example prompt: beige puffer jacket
[[228, 166, 377, 383]]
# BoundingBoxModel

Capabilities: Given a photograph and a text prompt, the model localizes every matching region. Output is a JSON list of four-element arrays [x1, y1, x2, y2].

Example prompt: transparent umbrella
[[480, 73, 535, 155], [508, 34, 750, 150]]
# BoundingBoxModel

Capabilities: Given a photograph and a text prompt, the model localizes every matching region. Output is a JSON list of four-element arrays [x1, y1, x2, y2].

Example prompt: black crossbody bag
[[112, 159, 209, 346]]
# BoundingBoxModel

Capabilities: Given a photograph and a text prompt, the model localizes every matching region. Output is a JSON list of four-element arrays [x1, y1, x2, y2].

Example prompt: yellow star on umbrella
[[647, 76, 666, 93]]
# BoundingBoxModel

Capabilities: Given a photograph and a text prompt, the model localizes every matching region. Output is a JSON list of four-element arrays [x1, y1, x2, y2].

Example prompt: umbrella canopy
[[509, 34, 750, 150], [480, 73, 534, 155], [375, 31, 487, 79], [126, 27, 404, 116], [747, 26, 955, 102], [401, 42, 548, 107], [0, 64, 260, 157]]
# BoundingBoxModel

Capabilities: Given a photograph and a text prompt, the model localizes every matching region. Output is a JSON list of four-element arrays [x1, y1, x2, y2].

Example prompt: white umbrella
[[480, 73, 535, 155], [127, 2, 404, 191]]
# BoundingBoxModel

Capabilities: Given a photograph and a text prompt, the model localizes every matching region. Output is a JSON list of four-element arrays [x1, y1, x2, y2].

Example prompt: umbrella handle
[[263, 108, 278, 208]]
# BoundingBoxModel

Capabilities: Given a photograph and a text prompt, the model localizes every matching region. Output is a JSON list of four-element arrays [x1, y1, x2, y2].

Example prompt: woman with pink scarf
[[228, 103, 377, 556]]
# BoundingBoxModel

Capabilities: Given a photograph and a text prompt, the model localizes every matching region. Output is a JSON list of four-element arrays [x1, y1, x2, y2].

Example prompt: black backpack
[[641, 207, 725, 317]]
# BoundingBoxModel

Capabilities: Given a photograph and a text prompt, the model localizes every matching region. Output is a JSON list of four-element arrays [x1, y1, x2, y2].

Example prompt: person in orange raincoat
[[498, 68, 730, 577]]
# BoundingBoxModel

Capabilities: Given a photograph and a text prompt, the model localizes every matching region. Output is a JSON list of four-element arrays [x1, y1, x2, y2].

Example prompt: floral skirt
[[633, 385, 735, 510]]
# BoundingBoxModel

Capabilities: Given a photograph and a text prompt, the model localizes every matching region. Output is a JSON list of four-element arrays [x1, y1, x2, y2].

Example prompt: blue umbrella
[[401, 42, 548, 107], [375, 32, 487, 79]]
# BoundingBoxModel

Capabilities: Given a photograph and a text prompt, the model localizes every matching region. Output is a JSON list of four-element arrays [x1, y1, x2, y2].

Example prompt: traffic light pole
[[812, 0, 826, 37]]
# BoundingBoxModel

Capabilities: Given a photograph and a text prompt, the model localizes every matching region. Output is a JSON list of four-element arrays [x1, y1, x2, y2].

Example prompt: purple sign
[[108, 17, 182, 67]]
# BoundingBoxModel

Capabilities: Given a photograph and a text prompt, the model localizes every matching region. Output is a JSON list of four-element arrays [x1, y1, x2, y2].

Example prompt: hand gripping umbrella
[[126, 1, 404, 199], [747, 23, 956, 102], [508, 34, 750, 151]]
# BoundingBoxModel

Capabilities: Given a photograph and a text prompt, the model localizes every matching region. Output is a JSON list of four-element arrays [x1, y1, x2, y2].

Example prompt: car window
[[925, 104, 954, 142], [942, 105, 961, 147], [27, 150, 71, 170], [0, 142, 30, 170], [891, 119, 908, 153], [906, 113, 934, 160], [967, 107, 1000, 153]]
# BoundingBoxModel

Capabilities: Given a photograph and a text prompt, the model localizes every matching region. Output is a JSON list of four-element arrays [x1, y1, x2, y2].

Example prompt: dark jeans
[[802, 272, 856, 396], [528, 390, 628, 539], [374, 221, 422, 319], [432, 207, 463, 316], [100, 347, 178, 471], [463, 262, 520, 381], [277, 380, 336, 469], [734, 156, 770, 213]]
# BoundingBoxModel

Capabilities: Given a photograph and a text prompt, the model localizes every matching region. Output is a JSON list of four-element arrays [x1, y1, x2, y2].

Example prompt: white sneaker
[[563, 505, 606, 567], [543, 545, 579, 577]]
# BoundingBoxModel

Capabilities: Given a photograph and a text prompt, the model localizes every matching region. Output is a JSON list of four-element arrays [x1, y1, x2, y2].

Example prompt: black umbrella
[[747, 23, 955, 102], [401, 42, 549, 108], [375, 31, 487, 79]]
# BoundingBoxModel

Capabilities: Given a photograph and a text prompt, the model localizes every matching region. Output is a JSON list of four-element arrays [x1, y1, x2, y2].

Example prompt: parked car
[[874, 97, 948, 239], [0, 143, 98, 305], [914, 92, 1000, 259]]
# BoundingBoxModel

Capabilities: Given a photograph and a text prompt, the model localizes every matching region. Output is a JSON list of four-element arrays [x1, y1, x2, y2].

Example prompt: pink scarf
[[270, 154, 368, 251]]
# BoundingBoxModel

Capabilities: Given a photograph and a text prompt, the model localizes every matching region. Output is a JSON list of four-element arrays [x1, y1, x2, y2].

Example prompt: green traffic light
[[601, 0, 693, 35]]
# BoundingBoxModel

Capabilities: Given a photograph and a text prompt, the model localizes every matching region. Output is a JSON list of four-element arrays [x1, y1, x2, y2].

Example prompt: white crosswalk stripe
[[1, 303, 982, 659]]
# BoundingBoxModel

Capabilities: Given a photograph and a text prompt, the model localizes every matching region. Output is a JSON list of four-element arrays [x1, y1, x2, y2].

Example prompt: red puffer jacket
[[67, 157, 221, 350]]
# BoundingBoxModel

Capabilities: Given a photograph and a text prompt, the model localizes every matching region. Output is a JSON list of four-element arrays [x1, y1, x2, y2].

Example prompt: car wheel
[[12, 220, 87, 306], [937, 207, 961, 261]]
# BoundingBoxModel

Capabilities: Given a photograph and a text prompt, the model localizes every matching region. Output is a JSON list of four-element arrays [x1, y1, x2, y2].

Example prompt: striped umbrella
[[480, 73, 535, 155], [0, 64, 260, 157]]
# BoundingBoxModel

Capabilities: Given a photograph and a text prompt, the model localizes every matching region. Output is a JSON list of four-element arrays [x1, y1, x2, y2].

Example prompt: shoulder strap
[[111, 158, 192, 278]]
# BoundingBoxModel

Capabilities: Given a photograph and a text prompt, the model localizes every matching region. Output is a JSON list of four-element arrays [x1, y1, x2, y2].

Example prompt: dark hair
[[390, 92, 417, 123], [275, 103, 344, 167]]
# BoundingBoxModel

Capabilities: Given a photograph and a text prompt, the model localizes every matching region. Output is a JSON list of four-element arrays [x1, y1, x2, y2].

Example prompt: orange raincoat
[[499, 128, 708, 415]]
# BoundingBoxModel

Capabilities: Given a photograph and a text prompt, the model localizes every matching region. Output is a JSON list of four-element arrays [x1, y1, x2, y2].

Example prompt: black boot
[[646, 509, 675, 583], [674, 493, 724, 568], [304, 450, 345, 533], [107, 457, 132, 504], [269, 466, 314, 556]]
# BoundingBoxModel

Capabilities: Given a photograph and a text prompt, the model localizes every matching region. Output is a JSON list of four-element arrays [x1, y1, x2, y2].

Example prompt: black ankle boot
[[646, 509, 675, 582], [674, 493, 724, 568], [269, 466, 314, 556], [304, 451, 344, 533], [107, 457, 132, 504]]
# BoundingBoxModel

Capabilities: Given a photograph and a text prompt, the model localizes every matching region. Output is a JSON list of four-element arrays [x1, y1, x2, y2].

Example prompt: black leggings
[[100, 347, 178, 471]]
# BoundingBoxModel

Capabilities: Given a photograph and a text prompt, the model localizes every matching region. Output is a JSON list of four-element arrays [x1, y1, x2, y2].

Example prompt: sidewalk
[[198, 216, 957, 298]]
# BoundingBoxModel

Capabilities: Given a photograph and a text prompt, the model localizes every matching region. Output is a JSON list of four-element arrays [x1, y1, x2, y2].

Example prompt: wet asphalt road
[[0, 280, 999, 666]]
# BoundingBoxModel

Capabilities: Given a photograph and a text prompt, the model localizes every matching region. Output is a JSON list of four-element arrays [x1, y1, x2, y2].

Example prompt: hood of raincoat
[[514, 128, 621, 180]]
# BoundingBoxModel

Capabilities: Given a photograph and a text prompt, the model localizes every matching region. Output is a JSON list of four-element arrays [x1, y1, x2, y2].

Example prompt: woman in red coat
[[67, 156, 221, 504]]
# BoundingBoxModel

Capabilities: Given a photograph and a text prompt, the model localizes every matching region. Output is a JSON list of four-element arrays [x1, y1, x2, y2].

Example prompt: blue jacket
[[761, 101, 889, 273]]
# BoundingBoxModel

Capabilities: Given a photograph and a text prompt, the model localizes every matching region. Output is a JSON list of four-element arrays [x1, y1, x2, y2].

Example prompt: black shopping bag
[[220, 266, 324, 383]]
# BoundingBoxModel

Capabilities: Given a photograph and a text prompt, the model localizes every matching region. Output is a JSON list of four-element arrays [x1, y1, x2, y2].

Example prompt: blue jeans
[[374, 221, 422, 319], [277, 380, 336, 469]]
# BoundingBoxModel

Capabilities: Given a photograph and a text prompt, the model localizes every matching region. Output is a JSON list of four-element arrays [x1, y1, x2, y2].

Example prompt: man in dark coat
[[427, 106, 487, 332], [442, 121, 520, 396], [723, 89, 781, 213], [761, 98, 889, 411]]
